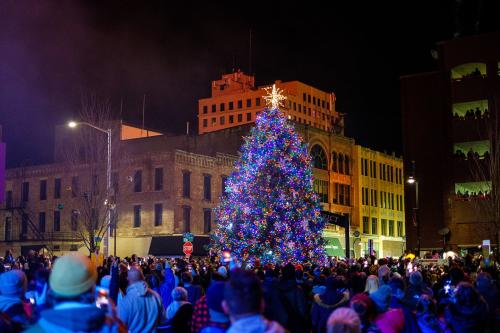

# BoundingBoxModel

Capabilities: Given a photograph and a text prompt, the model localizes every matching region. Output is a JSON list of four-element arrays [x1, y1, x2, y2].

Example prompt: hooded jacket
[[118, 281, 164, 333], [24, 303, 124, 333]]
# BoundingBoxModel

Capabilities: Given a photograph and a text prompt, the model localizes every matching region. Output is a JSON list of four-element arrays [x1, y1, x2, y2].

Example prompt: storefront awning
[[148, 235, 210, 256], [324, 237, 344, 257]]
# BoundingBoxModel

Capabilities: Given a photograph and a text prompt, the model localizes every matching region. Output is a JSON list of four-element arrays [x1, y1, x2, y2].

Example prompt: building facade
[[401, 32, 500, 253]]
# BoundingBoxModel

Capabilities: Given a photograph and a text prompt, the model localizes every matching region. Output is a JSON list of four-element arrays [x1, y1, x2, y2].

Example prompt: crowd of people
[[0, 248, 498, 333], [452, 107, 488, 121]]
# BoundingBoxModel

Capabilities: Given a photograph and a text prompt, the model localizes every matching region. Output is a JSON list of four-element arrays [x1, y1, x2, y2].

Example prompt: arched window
[[332, 152, 338, 172], [338, 153, 344, 174], [311, 145, 327, 169], [345, 155, 350, 175]]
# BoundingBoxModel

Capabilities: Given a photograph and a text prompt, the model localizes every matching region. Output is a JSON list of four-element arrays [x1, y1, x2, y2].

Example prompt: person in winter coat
[[166, 287, 193, 333], [311, 276, 350, 333], [262, 268, 288, 328], [415, 295, 449, 333], [403, 271, 433, 311], [25, 253, 125, 333], [160, 266, 177, 309], [0, 269, 30, 328], [364, 275, 379, 295], [222, 269, 285, 333], [388, 277, 419, 333], [443, 282, 488, 333], [474, 272, 499, 333], [200, 282, 230, 333], [369, 285, 404, 333], [278, 263, 308, 333], [118, 267, 164, 333], [182, 272, 204, 305], [350, 293, 380, 333]]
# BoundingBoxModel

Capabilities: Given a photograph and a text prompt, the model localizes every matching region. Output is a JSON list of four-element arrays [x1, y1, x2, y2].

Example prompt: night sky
[[1, 1, 498, 168]]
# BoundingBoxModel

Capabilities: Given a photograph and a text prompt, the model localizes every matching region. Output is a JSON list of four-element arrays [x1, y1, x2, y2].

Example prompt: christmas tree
[[211, 85, 327, 264]]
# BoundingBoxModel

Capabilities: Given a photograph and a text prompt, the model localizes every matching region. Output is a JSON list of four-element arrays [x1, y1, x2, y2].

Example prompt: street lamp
[[407, 174, 420, 256], [68, 121, 114, 257]]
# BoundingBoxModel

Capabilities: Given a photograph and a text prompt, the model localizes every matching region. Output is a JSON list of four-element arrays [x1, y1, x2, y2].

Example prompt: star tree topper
[[263, 84, 287, 110]]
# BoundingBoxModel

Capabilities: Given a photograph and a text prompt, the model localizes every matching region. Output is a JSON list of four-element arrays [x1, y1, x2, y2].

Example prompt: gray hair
[[171, 287, 188, 301]]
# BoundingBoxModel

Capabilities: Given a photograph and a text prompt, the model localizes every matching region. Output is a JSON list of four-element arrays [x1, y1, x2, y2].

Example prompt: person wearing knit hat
[[217, 265, 228, 279], [0, 269, 30, 328], [200, 282, 230, 333], [369, 285, 405, 333], [25, 253, 125, 333], [326, 307, 361, 333], [404, 271, 433, 312]]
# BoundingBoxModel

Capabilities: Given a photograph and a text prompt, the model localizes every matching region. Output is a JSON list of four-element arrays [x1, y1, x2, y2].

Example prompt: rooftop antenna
[[249, 28, 252, 75], [141, 94, 146, 136], [186, 121, 190, 135]]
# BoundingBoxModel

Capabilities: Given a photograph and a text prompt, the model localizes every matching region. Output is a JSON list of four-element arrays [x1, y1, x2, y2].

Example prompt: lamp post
[[407, 175, 420, 256], [68, 121, 113, 257]]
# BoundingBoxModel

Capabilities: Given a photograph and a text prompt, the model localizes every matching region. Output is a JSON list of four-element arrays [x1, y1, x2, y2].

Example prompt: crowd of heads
[[0, 248, 498, 333]]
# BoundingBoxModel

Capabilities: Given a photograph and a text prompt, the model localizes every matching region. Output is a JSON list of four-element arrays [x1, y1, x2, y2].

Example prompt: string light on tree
[[211, 82, 327, 264]]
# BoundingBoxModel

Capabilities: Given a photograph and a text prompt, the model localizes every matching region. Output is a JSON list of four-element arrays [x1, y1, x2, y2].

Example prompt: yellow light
[[68, 121, 77, 128], [407, 177, 415, 184], [263, 84, 287, 110]]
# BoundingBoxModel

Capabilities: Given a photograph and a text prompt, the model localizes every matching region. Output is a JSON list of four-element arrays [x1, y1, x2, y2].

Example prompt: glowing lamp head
[[407, 176, 416, 184], [68, 121, 78, 128]]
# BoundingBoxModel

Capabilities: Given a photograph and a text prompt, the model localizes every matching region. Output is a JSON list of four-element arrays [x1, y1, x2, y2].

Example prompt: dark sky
[[1, 1, 497, 168]]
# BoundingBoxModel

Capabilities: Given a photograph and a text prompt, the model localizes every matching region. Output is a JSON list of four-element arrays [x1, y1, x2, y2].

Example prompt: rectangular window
[[360, 158, 364, 176], [71, 210, 78, 231], [40, 179, 47, 200], [6, 191, 12, 209], [4, 217, 12, 241], [391, 193, 395, 210], [370, 189, 374, 206], [293, 102, 297, 110], [364, 159, 368, 177], [54, 178, 61, 199], [361, 187, 365, 205], [389, 220, 395, 236], [246, 99, 251, 107], [133, 170, 142, 192], [339, 184, 345, 205], [374, 190, 378, 207], [256, 98, 260, 106], [154, 203, 163, 226], [313, 96, 316, 105], [220, 103, 225, 111], [203, 105, 208, 114], [390, 166, 394, 182], [237, 114, 242, 122], [237, 100, 242, 109], [373, 163, 377, 179], [204, 209, 211, 234], [246, 113, 251, 121], [133, 205, 141, 228], [182, 171, 190, 198], [54, 211, 60, 232], [371, 218, 378, 235], [313, 179, 328, 203], [183, 206, 191, 232], [363, 216, 369, 234], [229, 101, 234, 110], [303, 93, 306, 101], [204, 174, 212, 201], [220, 116, 225, 125], [369, 161, 373, 178], [345, 185, 350, 206], [397, 221, 403, 237], [380, 191, 384, 208], [211, 117, 216, 125], [21, 213, 28, 236], [381, 219, 387, 236], [203, 119, 208, 127], [39, 212, 46, 233], [154, 168, 164, 191], [333, 183, 339, 204], [308, 94, 311, 103], [221, 175, 228, 197], [211, 104, 216, 112], [229, 115, 234, 123]]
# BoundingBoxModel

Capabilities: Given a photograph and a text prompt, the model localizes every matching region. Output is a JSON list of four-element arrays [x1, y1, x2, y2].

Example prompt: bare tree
[[469, 104, 500, 250], [62, 94, 123, 255]]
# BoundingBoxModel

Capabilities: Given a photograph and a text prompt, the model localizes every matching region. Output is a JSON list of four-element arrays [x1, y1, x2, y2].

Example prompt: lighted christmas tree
[[211, 85, 327, 264]]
